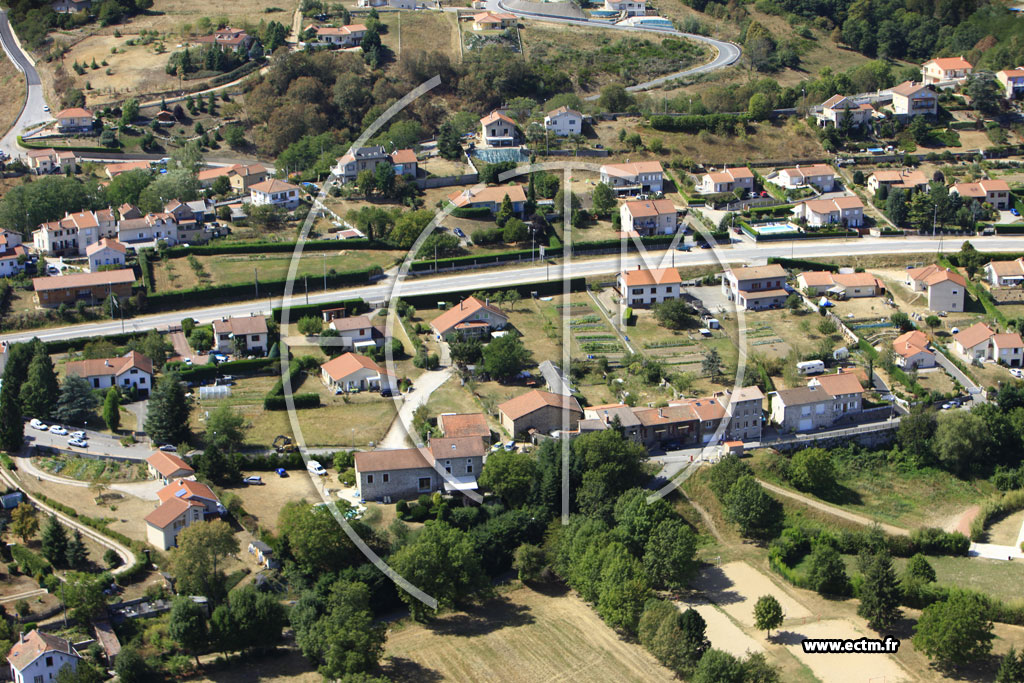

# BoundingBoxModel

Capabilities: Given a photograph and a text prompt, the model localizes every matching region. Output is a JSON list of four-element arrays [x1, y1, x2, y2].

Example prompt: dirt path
[[756, 479, 909, 537], [948, 504, 980, 536]]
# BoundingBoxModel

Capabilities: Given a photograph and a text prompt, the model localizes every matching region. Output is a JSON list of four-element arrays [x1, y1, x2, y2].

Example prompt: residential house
[[604, 0, 645, 15], [892, 330, 935, 369], [438, 412, 491, 445], [446, 184, 527, 217], [32, 209, 117, 256], [993, 332, 1024, 367], [997, 68, 1024, 99], [155, 110, 176, 123], [890, 81, 938, 117], [583, 403, 644, 442], [430, 295, 509, 339], [617, 266, 682, 306], [118, 203, 142, 220], [790, 196, 864, 228], [0, 230, 27, 279], [867, 169, 929, 195], [722, 263, 788, 310], [815, 95, 874, 128], [8, 630, 82, 683], [105, 160, 152, 180], [25, 148, 77, 174], [145, 478, 223, 550], [921, 56, 972, 84], [391, 149, 418, 178], [905, 264, 966, 312], [770, 384, 840, 432], [320, 352, 397, 393], [713, 386, 765, 442], [193, 27, 252, 52], [65, 351, 153, 395], [51, 0, 91, 12], [543, 106, 583, 136], [311, 24, 367, 47], [776, 164, 836, 192], [86, 238, 126, 272], [985, 257, 1024, 286], [698, 166, 755, 194], [333, 146, 391, 183], [677, 397, 727, 443], [632, 404, 698, 447], [147, 450, 195, 484], [950, 179, 1011, 210], [472, 11, 516, 30], [479, 110, 519, 146], [55, 107, 93, 133], [165, 199, 216, 244], [328, 314, 388, 351], [797, 270, 884, 298], [809, 370, 864, 416], [197, 163, 270, 191], [212, 315, 268, 355], [117, 213, 178, 245], [247, 540, 280, 569], [355, 437, 485, 501], [953, 322, 995, 363], [498, 389, 583, 437], [248, 179, 299, 210], [599, 161, 664, 195], [619, 198, 677, 236], [32, 268, 135, 308]]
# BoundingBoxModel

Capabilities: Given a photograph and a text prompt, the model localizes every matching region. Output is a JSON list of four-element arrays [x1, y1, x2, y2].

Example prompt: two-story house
[[249, 179, 301, 209], [430, 295, 509, 340], [543, 106, 583, 136], [582, 403, 644, 442], [0, 230, 27, 279], [86, 238, 126, 272], [355, 436, 486, 502], [145, 478, 223, 550], [950, 179, 1011, 210], [890, 81, 937, 117], [722, 263, 788, 310], [769, 384, 839, 432], [632, 404, 698, 447], [390, 149, 418, 178], [599, 161, 664, 195], [333, 146, 391, 183], [117, 213, 178, 245], [617, 266, 682, 306], [438, 412, 491, 446], [905, 264, 965, 312], [867, 169, 929, 196], [25, 148, 77, 174], [55, 107, 93, 133], [498, 389, 583, 437], [197, 163, 270, 192], [32, 209, 117, 256], [8, 630, 82, 683], [479, 110, 519, 147], [920, 56, 972, 84], [311, 23, 367, 47], [952, 322, 1024, 367], [619, 198, 677, 236], [32, 269, 136, 308], [604, 0, 645, 15], [790, 196, 864, 228], [815, 95, 874, 128], [713, 386, 765, 442], [892, 329, 935, 369], [984, 257, 1024, 286], [329, 314, 389, 351], [699, 166, 755, 194], [997, 68, 1024, 99], [194, 27, 252, 52], [775, 164, 835, 192], [212, 315, 268, 355], [446, 185, 526, 217], [64, 351, 153, 395]]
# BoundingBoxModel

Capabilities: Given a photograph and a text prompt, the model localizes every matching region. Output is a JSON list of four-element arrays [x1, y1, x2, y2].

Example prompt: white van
[[797, 360, 825, 376], [307, 460, 327, 476]]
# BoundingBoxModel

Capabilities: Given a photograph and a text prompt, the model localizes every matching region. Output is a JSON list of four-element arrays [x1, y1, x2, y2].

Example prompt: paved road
[[488, 0, 741, 99], [4, 235, 1024, 347], [0, 10, 47, 160], [22, 420, 154, 460], [379, 367, 453, 449], [933, 347, 985, 405]]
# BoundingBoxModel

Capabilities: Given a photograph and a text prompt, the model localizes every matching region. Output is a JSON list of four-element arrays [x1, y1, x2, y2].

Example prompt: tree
[[852, 170, 865, 185], [725, 475, 782, 539], [292, 580, 385, 678], [692, 649, 746, 683], [903, 553, 936, 584], [512, 543, 545, 581], [753, 595, 784, 637], [65, 530, 86, 568], [966, 71, 1002, 117], [996, 647, 1024, 683], [389, 522, 490, 620], [145, 372, 191, 446], [502, 217, 528, 243], [595, 542, 650, 634], [642, 519, 698, 590], [479, 451, 535, 507], [890, 311, 912, 332], [297, 315, 324, 336], [788, 448, 835, 493], [170, 519, 239, 602], [913, 591, 994, 668], [857, 549, 902, 631], [806, 541, 851, 596], [598, 84, 633, 112], [223, 124, 245, 148], [785, 292, 802, 310], [168, 595, 209, 666], [103, 548, 121, 569], [896, 405, 936, 467], [702, 348, 723, 380], [708, 454, 753, 499], [56, 661, 103, 683], [748, 92, 772, 121], [591, 182, 616, 219], [63, 571, 106, 623], [54, 375, 98, 425], [356, 169, 375, 196], [448, 332, 483, 368], [113, 646, 149, 683], [188, 327, 213, 352], [41, 515, 69, 566], [10, 502, 38, 543], [102, 387, 121, 432], [211, 175, 231, 196], [482, 333, 532, 382], [495, 194, 514, 228], [652, 299, 693, 330], [120, 98, 139, 126], [934, 410, 994, 477], [204, 403, 247, 453], [210, 586, 286, 654], [20, 349, 59, 420], [0, 380, 24, 452], [437, 121, 462, 161], [280, 503, 364, 576], [195, 444, 240, 485]]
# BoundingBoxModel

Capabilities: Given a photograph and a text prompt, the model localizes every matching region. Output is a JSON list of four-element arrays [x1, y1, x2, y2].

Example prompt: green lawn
[[838, 555, 1024, 606]]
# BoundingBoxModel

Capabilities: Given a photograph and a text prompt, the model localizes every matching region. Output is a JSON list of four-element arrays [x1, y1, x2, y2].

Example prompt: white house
[[921, 56, 972, 84], [0, 230, 27, 278], [329, 314, 389, 351], [722, 263, 788, 310], [954, 322, 995, 362], [25, 148, 77, 175], [145, 478, 222, 550], [471, 11, 516, 30], [905, 264, 965, 312], [430, 295, 509, 340], [8, 630, 82, 683], [985, 257, 1024, 287], [790, 196, 864, 228], [446, 185, 527, 216], [618, 266, 682, 306], [311, 23, 367, 47], [890, 81, 938, 117], [699, 166, 754, 194], [867, 169, 929, 195], [480, 110, 519, 147], [64, 351, 153, 395], [116, 213, 178, 245], [320, 352, 397, 393], [604, 0, 645, 15], [86, 238, 126, 272], [892, 330, 935, 369], [776, 164, 835, 192], [147, 450, 195, 484], [815, 95, 874, 128], [249, 179, 301, 209], [55, 107, 93, 133], [997, 68, 1024, 99], [599, 161, 664, 195], [993, 332, 1024, 367], [32, 209, 117, 256], [619, 198, 677, 235], [543, 106, 583, 136], [796, 270, 884, 298], [213, 315, 268, 355]]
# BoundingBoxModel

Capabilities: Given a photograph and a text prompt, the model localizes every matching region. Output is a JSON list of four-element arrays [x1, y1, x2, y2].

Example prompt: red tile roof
[[32, 268, 136, 292], [498, 389, 582, 421], [620, 267, 682, 287], [7, 630, 78, 672], [147, 450, 195, 478], [430, 296, 508, 336], [320, 352, 392, 382], [438, 413, 490, 439]]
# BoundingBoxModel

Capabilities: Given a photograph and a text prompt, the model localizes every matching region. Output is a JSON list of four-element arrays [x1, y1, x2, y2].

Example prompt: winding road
[[0, 9, 47, 160], [486, 0, 741, 99]]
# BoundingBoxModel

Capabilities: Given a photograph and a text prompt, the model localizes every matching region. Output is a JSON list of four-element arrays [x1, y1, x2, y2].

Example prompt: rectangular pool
[[755, 223, 801, 235]]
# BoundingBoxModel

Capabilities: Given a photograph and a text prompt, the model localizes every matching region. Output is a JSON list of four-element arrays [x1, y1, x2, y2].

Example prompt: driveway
[[933, 348, 985, 404], [379, 368, 453, 449], [23, 421, 152, 460], [0, 10, 49, 160]]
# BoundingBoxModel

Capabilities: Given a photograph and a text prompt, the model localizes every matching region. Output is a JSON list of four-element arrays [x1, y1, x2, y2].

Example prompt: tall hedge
[[649, 113, 748, 133]]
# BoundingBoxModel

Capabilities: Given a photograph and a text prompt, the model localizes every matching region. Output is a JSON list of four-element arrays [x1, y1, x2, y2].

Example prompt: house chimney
[[658, 408, 664, 418], [20, 631, 25, 643]]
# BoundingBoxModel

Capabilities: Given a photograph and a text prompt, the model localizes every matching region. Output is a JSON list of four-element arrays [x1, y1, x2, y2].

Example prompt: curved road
[[487, 0, 741, 99], [0, 10, 47, 160]]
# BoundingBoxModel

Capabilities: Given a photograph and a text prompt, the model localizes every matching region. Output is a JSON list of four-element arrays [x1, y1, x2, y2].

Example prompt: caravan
[[796, 360, 825, 376]]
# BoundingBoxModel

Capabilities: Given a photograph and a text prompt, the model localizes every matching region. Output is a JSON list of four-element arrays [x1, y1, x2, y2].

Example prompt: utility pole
[[323, 253, 327, 290], [304, 275, 309, 305], [254, 267, 258, 298]]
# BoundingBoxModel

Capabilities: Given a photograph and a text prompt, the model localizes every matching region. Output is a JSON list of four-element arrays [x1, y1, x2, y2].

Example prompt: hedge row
[[768, 256, 840, 272], [749, 227, 858, 242], [11, 545, 50, 576], [144, 266, 381, 312], [264, 355, 321, 410], [993, 224, 1024, 235], [263, 393, 321, 410], [205, 59, 264, 87], [451, 207, 493, 219], [397, 277, 587, 310], [165, 356, 278, 383], [17, 136, 116, 153], [271, 298, 366, 323], [138, 249, 155, 294], [45, 330, 149, 355], [649, 113, 748, 133], [969, 489, 1024, 542], [162, 239, 393, 258], [746, 204, 795, 217]]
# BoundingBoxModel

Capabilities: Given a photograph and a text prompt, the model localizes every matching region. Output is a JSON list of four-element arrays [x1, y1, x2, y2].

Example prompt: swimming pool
[[754, 223, 801, 235]]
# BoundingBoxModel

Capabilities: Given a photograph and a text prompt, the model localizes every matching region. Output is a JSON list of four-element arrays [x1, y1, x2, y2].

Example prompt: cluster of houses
[[953, 321, 1024, 368], [333, 145, 419, 183], [144, 451, 225, 550]]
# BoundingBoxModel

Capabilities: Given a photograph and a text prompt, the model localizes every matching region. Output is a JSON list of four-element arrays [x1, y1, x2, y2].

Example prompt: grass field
[[379, 11, 461, 62], [384, 584, 677, 682], [0, 48, 26, 138], [39, 453, 149, 482]]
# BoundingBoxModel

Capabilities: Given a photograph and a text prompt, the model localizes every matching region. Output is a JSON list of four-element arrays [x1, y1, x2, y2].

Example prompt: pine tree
[[41, 515, 69, 566], [54, 375, 98, 425], [102, 387, 121, 432], [857, 550, 903, 631], [20, 349, 59, 420], [496, 194, 514, 228], [0, 382, 23, 453], [65, 530, 87, 568], [145, 372, 191, 446]]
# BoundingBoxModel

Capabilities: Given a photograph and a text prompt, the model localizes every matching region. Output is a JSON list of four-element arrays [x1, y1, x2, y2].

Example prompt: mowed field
[[0, 48, 26, 137], [378, 10, 461, 61], [383, 585, 677, 682]]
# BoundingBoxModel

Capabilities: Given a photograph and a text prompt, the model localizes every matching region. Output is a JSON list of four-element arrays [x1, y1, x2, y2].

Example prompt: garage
[[798, 418, 814, 431]]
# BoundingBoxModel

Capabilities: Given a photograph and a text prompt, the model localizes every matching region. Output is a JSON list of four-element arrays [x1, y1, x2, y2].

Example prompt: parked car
[[67, 437, 88, 448], [307, 461, 327, 476], [243, 476, 264, 485], [158, 444, 177, 452], [49, 425, 68, 436], [30, 419, 48, 431], [1011, 368, 1024, 379], [1013, 207, 1021, 217], [453, 227, 466, 239], [276, 468, 288, 477], [380, 388, 394, 397], [70, 431, 86, 440]]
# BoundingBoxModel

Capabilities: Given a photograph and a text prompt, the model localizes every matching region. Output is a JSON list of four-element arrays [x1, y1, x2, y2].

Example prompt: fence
[[416, 172, 479, 190]]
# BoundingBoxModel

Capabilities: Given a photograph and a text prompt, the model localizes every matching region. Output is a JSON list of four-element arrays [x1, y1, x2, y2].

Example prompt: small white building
[[249, 179, 301, 209], [920, 56, 972, 84], [604, 0, 645, 15], [815, 95, 874, 128], [63, 351, 153, 395], [8, 630, 82, 683], [985, 257, 1024, 287], [953, 322, 995, 362], [0, 230, 27, 278], [790, 196, 863, 228], [86, 237, 126, 272], [699, 166, 754, 194], [543, 106, 583, 137], [618, 266, 682, 306], [25, 148, 77, 175], [321, 352, 397, 393], [892, 330, 935, 369], [145, 478, 222, 550], [775, 164, 835, 192], [329, 314, 389, 351]]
